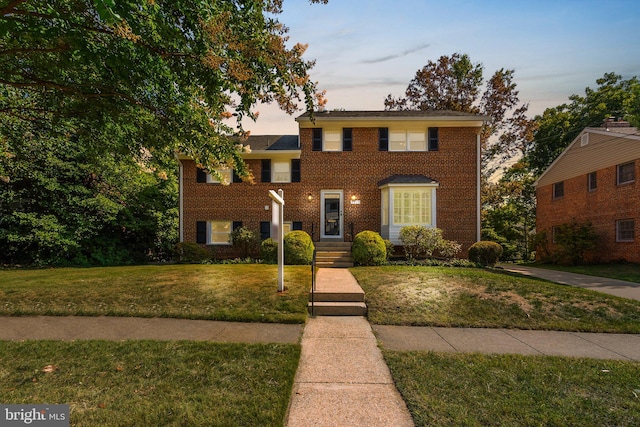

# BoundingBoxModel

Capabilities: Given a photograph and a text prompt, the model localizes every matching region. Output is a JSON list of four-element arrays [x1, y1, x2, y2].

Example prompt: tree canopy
[[0, 0, 326, 179], [385, 53, 536, 175]]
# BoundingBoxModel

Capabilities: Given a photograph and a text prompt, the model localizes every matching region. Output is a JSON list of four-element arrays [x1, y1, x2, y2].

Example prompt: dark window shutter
[[343, 128, 353, 151], [261, 159, 271, 183], [312, 128, 322, 151], [260, 221, 271, 240], [232, 221, 243, 231], [379, 128, 389, 151], [196, 221, 207, 244], [232, 169, 242, 183], [196, 168, 207, 183], [291, 159, 301, 182], [292, 221, 302, 231], [428, 127, 439, 151]]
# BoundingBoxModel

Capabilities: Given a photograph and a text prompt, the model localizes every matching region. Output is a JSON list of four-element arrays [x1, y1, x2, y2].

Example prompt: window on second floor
[[312, 128, 353, 151], [617, 161, 635, 185], [196, 167, 238, 184], [380, 128, 439, 152], [588, 171, 597, 192], [261, 159, 301, 183], [553, 181, 564, 200]]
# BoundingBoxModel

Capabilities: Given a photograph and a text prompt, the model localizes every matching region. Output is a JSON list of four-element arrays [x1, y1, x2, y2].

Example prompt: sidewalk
[[499, 264, 640, 301], [285, 316, 413, 427]]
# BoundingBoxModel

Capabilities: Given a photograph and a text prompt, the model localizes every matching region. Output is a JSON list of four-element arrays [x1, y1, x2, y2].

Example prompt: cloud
[[361, 43, 431, 64]]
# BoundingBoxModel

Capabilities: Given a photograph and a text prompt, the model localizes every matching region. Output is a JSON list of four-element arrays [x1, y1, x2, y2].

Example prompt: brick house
[[178, 110, 485, 258], [535, 119, 640, 263]]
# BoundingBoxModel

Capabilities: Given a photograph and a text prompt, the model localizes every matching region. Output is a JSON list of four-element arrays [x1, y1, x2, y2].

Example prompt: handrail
[[310, 249, 317, 317]]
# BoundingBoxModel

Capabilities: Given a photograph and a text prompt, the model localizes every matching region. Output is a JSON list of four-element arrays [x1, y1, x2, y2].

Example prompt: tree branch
[[1, 0, 28, 16]]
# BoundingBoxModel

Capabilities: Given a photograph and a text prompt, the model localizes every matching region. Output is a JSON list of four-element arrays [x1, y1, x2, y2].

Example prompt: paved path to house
[[499, 264, 640, 301], [285, 316, 414, 427]]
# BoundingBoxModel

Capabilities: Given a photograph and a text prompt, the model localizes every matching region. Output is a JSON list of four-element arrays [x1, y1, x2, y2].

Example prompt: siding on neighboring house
[[535, 124, 640, 263]]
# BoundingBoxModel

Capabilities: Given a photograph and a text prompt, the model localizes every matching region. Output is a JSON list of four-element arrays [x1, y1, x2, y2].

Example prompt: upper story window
[[617, 161, 635, 185], [588, 171, 597, 192], [261, 159, 301, 183], [313, 128, 353, 151], [273, 161, 291, 183], [380, 128, 439, 152], [553, 181, 564, 199], [197, 167, 237, 184]]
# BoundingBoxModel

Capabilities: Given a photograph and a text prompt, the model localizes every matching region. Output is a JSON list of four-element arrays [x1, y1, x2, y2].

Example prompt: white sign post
[[268, 189, 285, 292]]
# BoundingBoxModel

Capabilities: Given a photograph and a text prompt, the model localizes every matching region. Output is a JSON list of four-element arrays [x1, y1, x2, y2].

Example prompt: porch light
[[307, 194, 313, 201]]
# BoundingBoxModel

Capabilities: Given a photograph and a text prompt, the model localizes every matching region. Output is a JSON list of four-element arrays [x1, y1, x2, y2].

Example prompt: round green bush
[[260, 238, 277, 264], [468, 241, 504, 267], [283, 231, 314, 265], [173, 242, 212, 263], [352, 231, 387, 266]]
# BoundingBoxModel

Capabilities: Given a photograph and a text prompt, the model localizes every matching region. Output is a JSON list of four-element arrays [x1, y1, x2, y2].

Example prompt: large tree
[[0, 0, 326, 179], [526, 73, 640, 175], [385, 53, 536, 175]]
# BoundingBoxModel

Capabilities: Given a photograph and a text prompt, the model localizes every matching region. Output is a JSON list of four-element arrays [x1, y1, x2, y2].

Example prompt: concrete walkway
[[285, 316, 413, 427], [499, 264, 640, 301]]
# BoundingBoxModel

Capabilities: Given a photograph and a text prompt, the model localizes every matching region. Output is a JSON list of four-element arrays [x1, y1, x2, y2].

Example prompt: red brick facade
[[179, 112, 482, 258], [536, 161, 640, 263]]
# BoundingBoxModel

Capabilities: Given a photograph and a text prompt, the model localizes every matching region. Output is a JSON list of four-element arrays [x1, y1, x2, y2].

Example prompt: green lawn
[[351, 266, 640, 333], [0, 264, 310, 323], [0, 340, 299, 426], [384, 351, 640, 426], [524, 262, 640, 283]]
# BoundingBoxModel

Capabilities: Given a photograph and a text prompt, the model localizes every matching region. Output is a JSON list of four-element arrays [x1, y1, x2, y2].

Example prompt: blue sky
[[246, 0, 640, 134]]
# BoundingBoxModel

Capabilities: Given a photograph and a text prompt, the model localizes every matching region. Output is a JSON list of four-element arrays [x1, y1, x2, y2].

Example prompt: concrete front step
[[316, 261, 354, 268], [307, 301, 367, 316], [315, 242, 354, 268], [310, 290, 365, 302]]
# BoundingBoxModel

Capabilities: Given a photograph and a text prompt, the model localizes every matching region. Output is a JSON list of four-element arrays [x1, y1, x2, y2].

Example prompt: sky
[[243, 0, 640, 135]]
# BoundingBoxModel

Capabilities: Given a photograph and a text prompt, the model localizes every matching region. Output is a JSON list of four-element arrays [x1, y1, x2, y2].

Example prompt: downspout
[[476, 131, 481, 242]]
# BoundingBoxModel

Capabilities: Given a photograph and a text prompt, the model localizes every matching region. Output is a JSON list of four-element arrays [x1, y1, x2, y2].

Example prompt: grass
[[524, 262, 640, 283], [0, 340, 300, 426], [351, 266, 640, 333], [0, 264, 310, 323], [384, 350, 640, 426]]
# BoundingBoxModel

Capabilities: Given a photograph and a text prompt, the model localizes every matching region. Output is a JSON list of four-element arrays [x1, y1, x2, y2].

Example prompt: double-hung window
[[616, 219, 635, 242], [385, 129, 435, 152], [553, 181, 564, 199], [197, 167, 234, 184], [272, 161, 291, 183], [588, 172, 597, 192], [617, 162, 635, 185]]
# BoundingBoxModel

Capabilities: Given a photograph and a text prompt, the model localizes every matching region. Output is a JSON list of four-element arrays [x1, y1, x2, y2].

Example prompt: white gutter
[[477, 131, 481, 242]]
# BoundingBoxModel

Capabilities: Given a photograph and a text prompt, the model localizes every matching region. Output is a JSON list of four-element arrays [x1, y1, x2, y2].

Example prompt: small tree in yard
[[231, 226, 259, 258], [554, 220, 598, 265], [399, 226, 461, 260]]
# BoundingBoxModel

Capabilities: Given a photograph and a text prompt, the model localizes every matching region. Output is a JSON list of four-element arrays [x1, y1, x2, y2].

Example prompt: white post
[[269, 189, 285, 292]]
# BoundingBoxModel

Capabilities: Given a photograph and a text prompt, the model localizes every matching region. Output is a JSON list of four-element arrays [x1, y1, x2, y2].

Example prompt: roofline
[[296, 111, 490, 123], [378, 182, 440, 189], [533, 126, 640, 187]]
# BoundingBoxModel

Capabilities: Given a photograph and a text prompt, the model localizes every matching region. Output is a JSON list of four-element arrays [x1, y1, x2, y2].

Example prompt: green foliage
[[468, 241, 504, 267], [352, 231, 387, 266], [384, 239, 395, 261], [231, 226, 259, 258], [553, 220, 599, 266], [399, 226, 461, 260], [283, 231, 314, 265], [173, 242, 213, 264], [260, 238, 278, 264]]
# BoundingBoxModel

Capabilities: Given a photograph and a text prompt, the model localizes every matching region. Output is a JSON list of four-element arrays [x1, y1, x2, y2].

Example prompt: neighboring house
[[178, 110, 486, 257], [535, 119, 640, 263]]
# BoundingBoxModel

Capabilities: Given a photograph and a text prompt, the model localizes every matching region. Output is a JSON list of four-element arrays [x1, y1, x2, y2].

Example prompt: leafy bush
[[553, 220, 598, 265], [468, 241, 503, 267], [231, 226, 259, 258], [173, 242, 213, 263], [260, 238, 278, 264], [384, 239, 395, 261], [283, 231, 314, 265], [399, 226, 461, 260], [352, 231, 387, 266]]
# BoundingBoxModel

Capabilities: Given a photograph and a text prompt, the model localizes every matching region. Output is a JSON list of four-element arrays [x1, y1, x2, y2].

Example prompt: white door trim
[[320, 190, 343, 239]]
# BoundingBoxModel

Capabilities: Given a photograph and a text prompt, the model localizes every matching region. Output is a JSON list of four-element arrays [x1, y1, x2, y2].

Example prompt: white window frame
[[379, 183, 439, 244], [272, 161, 291, 183], [208, 220, 232, 245], [323, 130, 342, 151], [388, 130, 428, 151], [207, 167, 232, 184], [616, 219, 635, 242]]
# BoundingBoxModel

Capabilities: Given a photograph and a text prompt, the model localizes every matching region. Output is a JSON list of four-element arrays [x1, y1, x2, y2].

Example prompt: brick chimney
[[602, 116, 631, 129]]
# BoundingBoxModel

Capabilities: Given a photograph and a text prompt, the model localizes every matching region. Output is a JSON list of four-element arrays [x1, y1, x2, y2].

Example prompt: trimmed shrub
[[352, 231, 387, 266], [468, 241, 503, 267], [283, 231, 314, 265], [173, 242, 213, 263], [437, 239, 462, 260], [260, 238, 278, 264], [384, 239, 395, 261], [231, 226, 259, 258]]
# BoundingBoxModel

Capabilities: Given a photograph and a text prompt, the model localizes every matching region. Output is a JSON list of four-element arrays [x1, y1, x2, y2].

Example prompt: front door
[[321, 190, 343, 239]]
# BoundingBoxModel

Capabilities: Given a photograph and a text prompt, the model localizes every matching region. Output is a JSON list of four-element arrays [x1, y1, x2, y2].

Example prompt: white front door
[[321, 190, 343, 239]]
